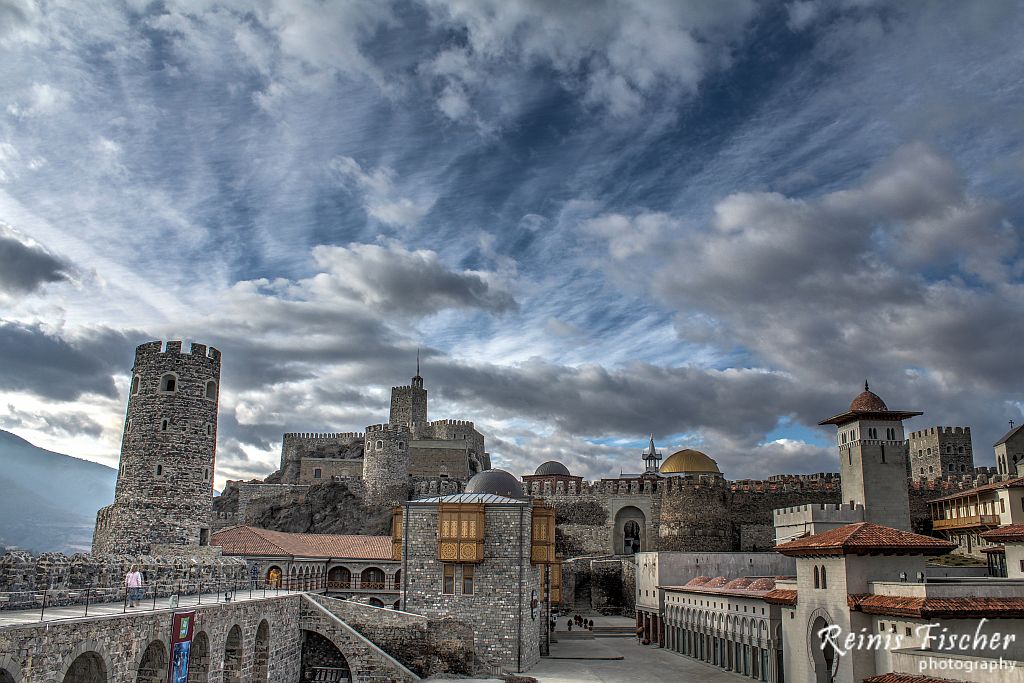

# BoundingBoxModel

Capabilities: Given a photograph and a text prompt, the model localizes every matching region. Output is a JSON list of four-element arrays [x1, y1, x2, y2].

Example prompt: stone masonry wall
[[0, 594, 301, 682], [402, 502, 541, 673], [307, 594, 475, 677], [907, 426, 975, 480], [93, 341, 221, 556]]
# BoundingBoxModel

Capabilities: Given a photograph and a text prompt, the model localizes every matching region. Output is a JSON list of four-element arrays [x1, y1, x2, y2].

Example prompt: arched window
[[361, 567, 385, 590], [376, 440, 384, 449], [159, 373, 177, 393], [156, 464, 163, 476], [160, 418, 169, 432], [813, 566, 819, 589], [958, 446, 965, 454], [205, 380, 217, 400], [820, 566, 827, 589], [131, 375, 141, 394]]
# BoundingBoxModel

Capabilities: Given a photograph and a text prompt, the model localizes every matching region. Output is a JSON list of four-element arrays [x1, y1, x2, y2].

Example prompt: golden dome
[[660, 448, 721, 475]]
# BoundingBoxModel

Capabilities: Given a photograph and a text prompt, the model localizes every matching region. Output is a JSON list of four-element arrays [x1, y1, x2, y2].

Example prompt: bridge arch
[[254, 620, 271, 681], [300, 629, 351, 682], [59, 641, 112, 683], [136, 639, 168, 683], [223, 624, 243, 683], [190, 631, 211, 683], [0, 655, 24, 683]]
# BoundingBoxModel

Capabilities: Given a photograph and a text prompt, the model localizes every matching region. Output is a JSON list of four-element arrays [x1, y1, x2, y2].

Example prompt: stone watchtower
[[92, 341, 221, 555], [819, 382, 922, 531], [362, 423, 412, 504], [390, 357, 427, 428]]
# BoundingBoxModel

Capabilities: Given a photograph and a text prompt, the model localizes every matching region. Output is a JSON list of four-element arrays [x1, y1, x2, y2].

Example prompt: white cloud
[[330, 156, 435, 229]]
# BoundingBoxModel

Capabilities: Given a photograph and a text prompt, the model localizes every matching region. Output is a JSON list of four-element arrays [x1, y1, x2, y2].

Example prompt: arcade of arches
[[136, 641, 167, 683], [301, 630, 351, 682], [223, 625, 243, 683]]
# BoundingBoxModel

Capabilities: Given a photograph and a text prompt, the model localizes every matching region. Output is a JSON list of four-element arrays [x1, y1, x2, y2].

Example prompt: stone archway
[[810, 616, 836, 683], [613, 506, 647, 554], [0, 670, 15, 683], [254, 620, 270, 682], [301, 630, 352, 682], [223, 625, 243, 683], [0, 657, 23, 683], [63, 652, 107, 683], [136, 640, 168, 683], [266, 566, 282, 589], [190, 632, 211, 683], [328, 566, 351, 590]]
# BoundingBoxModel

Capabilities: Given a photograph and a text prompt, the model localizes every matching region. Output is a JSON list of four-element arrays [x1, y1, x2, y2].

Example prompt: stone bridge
[[0, 592, 470, 682]]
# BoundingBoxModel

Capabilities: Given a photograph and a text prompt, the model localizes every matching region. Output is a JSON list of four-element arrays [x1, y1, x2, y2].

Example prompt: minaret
[[819, 381, 921, 530], [642, 434, 662, 474]]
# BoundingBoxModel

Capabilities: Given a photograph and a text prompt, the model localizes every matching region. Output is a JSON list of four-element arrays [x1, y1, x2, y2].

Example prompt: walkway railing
[[0, 577, 316, 623], [324, 578, 399, 592]]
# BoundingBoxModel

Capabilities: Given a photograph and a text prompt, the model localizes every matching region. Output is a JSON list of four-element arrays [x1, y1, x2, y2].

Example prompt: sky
[[1, 0, 1022, 489]]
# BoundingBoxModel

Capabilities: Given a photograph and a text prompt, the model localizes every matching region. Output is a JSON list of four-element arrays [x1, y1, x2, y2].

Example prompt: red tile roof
[[930, 476, 1024, 503], [850, 594, 1024, 619], [864, 674, 966, 683], [980, 523, 1024, 543], [211, 526, 393, 560], [775, 522, 955, 557], [683, 576, 712, 587], [762, 589, 797, 606], [662, 576, 787, 600]]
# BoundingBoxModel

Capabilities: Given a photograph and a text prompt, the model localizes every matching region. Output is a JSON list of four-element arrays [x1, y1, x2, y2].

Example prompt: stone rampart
[[307, 594, 475, 678]]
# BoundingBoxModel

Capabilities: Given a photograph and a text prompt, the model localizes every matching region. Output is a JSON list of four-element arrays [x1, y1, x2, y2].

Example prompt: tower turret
[[93, 341, 221, 555], [362, 423, 413, 504], [642, 434, 661, 474], [389, 354, 427, 427], [819, 381, 921, 531]]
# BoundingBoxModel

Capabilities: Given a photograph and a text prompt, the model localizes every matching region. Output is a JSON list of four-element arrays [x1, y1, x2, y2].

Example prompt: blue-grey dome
[[464, 469, 524, 498], [534, 460, 571, 476]]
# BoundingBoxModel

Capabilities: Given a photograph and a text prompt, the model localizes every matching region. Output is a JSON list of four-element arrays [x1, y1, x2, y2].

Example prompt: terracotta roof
[[981, 523, 1024, 543], [850, 385, 888, 412], [979, 545, 1005, 553], [930, 476, 1024, 503], [211, 526, 393, 560], [662, 576, 784, 599], [864, 674, 966, 683], [775, 522, 955, 557], [850, 594, 1024, 619], [819, 383, 922, 426], [762, 589, 797, 606]]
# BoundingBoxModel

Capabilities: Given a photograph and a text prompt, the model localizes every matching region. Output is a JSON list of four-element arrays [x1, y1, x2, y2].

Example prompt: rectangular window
[[462, 565, 474, 595], [314, 468, 322, 479], [443, 564, 455, 595]]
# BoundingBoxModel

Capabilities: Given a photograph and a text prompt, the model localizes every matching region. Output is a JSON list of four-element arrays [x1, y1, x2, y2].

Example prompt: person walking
[[126, 565, 144, 607]]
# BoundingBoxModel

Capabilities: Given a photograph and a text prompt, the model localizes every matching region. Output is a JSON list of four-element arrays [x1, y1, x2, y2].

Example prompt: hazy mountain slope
[[0, 429, 116, 553]]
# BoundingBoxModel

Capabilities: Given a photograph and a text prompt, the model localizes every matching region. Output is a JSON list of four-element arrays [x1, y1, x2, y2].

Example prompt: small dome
[[660, 449, 721, 475], [684, 575, 712, 587], [534, 460, 571, 476], [465, 469, 524, 498], [703, 576, 729, 588], [850, 381, 888, 412]]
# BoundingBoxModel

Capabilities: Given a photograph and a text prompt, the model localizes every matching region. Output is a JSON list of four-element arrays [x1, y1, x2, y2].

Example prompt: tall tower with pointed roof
[[390, 353, 428, 427], [819, 381, 922, 530], [641, 435, 662, 474]]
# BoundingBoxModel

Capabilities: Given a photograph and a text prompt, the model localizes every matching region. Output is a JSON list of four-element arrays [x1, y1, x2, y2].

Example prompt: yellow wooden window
[[531, 504, 556, 564], [443, 564, 455, 595], [438, 503, 485, 563], [391, 507, 403, 561]]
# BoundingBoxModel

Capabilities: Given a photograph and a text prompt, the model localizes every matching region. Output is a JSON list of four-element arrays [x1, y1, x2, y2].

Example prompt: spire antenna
[[864, 379, 870, 392], [416, 347, 420, 377]]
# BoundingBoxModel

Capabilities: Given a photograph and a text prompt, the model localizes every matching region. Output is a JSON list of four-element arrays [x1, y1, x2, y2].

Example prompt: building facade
[[929, 476, 1024, 555], [995, 423, 1024, 475], [93, 340, 221, 556], [211, 525, 401, 607]]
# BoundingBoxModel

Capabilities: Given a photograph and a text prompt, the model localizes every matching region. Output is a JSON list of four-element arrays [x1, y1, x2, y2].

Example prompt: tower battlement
[[135, 340, 221, 364], [365, 423, 414, 435], [283, 431, 364, 441]]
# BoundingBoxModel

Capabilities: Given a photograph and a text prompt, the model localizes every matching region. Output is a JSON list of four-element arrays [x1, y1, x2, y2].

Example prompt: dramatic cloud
[[0, 404, 104, 439], [0, 1, 1022, 486], [0, 322, 136, 401], [0, 223, 72, 294]]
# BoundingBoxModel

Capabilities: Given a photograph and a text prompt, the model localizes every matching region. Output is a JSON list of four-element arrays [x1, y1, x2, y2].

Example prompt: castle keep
[[93, 341, 221, 555], [272, 365, 489, 503]]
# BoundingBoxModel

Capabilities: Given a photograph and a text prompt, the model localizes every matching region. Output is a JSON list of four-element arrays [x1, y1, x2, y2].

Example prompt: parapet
[[428, 419, 475, 428], [135, 340, 221, 364], [908, 426, 971, 439], [773, 502, 864, 524], [283, 432, 364, 441], [365, 423, 413, 434]]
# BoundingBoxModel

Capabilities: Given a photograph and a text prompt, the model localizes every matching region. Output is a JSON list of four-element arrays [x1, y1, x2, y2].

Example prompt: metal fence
[[0, 576, 314, 623]]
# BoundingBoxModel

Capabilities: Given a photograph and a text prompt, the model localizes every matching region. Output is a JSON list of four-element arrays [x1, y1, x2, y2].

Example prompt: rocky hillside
[[0, 430, 116, 553], [243, 480, 393, 536]]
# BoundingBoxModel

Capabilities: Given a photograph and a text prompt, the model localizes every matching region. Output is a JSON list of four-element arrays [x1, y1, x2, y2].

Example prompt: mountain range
[[0, 429, 116, 554]]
